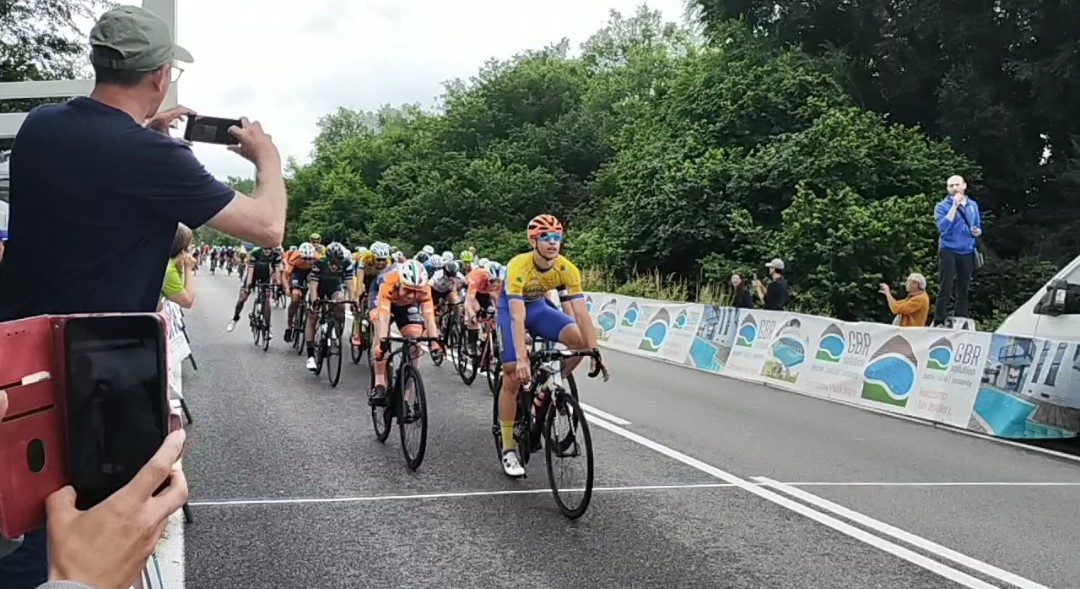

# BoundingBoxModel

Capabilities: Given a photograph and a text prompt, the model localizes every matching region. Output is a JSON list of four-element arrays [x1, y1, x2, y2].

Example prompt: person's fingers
[[239, 116, 252, 128], [124, 430, 186, 499], [174, 105, 197, 116], [148, 467, 189, 522], [44, 486, 78, 523]]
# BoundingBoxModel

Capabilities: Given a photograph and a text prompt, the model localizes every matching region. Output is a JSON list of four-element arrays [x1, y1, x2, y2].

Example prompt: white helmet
[[487, 262, 506, 281], [298, 242, 317, 259], [421, 245, 435, 255], [399, 260, 428, 288], [430, 255, 445, 270], [477, 257, 490, 268], [392, 251, 406, 263], [355, 246, 368, 254], [370, 241, 391, 259], [441, 250, 454, 261]]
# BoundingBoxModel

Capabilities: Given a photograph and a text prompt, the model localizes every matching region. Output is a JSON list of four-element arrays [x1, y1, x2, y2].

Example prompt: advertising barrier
[[585, 293, 1079, 440]]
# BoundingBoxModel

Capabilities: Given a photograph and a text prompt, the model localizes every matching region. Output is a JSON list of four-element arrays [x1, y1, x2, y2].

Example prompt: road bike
[[311, 300, 352, 387], [454, 306, 496, 386], [491, 347, 606, 519], [370, 335, 441, 470], [273, 283, 287, 309], [248, 282, 273, 352], [350, 295, 370, 364], [290, 288, 309, 355]]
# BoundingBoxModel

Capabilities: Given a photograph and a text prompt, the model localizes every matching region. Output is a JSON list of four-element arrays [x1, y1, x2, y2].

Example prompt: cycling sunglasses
[[538, 232, 563, 243]]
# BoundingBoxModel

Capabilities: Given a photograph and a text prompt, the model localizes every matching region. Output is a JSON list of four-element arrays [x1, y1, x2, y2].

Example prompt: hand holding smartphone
[[183, 115, 242, 146], [0, 314, 171, 538]]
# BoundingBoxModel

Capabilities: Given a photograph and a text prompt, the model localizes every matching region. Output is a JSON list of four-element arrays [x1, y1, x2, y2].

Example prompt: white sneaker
[[226, 320, 236, 333], [305, 356, 318, 371], [501, 450, 525, 478]]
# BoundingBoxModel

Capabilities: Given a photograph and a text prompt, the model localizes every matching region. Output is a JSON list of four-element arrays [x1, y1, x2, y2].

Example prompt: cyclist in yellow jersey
[[495, 214, 606, 478], [310, 232, 327, 257]]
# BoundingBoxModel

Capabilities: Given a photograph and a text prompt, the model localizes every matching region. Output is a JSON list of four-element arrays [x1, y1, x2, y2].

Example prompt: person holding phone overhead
[[932, 175, 981, 327], [0, 5, 287, 587]]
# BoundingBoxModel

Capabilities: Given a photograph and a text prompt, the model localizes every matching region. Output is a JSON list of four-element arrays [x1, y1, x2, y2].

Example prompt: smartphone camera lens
[[26, 438, 46, 473]]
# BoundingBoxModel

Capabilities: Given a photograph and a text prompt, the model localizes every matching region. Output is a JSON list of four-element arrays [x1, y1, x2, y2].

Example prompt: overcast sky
[[171, 0, 686, 180]]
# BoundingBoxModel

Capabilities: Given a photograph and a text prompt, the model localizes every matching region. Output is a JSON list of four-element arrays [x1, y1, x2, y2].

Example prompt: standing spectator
[[752, 258, 790, 311], [932, 175, 981, 326], [729, 273, 753, 308], [879, 273, 931, 327], [0, 6, 286, 587], [161, 223, 196, 309]]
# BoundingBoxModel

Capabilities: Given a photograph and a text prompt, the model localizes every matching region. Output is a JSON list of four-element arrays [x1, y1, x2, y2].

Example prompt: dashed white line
[[585, 413, 1044, 589], [754, 477, 1052, 589]]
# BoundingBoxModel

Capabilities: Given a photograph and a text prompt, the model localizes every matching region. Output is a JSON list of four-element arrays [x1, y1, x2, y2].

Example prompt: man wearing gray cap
[[752, 258, 790, 311], [0, 6, 286, 589]]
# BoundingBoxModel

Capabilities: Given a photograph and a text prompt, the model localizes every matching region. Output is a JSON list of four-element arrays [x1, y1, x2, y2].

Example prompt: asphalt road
[[173, 269, 1080, 589]]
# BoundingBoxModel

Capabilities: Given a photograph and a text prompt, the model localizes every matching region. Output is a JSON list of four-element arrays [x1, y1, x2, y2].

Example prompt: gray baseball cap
[[765, 258, 785, 270], [89, 6, 193, 71]]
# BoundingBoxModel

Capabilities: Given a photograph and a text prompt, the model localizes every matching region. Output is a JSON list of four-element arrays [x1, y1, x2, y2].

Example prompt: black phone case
[[183, 116, 241, 145]]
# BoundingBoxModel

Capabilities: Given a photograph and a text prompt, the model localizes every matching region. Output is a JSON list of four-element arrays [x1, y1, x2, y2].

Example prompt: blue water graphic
[[674, 312, 688, 329], [928, 346, 952, 369], [862, 355, 915, 398], [622, 308, 639, 326], [771, 337, 805, 368], [737, 324, 758, 344], [597, 312, 617, 333], [818, 334, 844, 359], [642, 322, 669, 350], [972, 387, 1073, 438]]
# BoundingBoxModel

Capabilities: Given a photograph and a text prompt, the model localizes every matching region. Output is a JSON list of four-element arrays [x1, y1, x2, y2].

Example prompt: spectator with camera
[[0, 5, 287, 587]]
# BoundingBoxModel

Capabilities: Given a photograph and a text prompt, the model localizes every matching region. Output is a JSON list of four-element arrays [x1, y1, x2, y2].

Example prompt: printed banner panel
[[971, 332, 1080, 438], [584, 292, 1074, 439]]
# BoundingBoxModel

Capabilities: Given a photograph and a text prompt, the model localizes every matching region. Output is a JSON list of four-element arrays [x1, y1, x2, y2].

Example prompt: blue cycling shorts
[[496, 297, 574, 363]]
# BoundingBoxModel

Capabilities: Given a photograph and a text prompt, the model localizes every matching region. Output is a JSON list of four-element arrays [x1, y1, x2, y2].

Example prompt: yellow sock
[[500, 420, 516, 451]]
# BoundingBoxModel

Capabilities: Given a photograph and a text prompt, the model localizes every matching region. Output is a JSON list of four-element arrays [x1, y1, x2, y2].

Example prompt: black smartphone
[[183, 115, 241, 145], [64, 315, 169, 509]]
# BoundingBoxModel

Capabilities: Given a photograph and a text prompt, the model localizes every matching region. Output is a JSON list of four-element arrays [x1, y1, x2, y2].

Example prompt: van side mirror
[[1034, 279, 1076, 316]]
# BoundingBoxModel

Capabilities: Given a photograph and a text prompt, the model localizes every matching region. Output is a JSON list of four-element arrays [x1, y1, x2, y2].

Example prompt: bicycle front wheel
[[327, 321, 343, 387], [544, 390, 594, 519], [261, 298, 272, 352], [398, 364, 428, 470]]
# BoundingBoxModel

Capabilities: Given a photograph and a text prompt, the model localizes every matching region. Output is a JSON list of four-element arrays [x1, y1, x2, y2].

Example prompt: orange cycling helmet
[[527, 214, 563, 240]]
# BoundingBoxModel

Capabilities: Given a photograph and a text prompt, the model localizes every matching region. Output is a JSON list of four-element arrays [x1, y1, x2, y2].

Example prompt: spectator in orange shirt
[[879, 273, 931, 327]]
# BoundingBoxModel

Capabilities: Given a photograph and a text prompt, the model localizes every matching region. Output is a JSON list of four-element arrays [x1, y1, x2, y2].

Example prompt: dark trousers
[[934, 249, 975, 323], [0, 529, 47, 589]]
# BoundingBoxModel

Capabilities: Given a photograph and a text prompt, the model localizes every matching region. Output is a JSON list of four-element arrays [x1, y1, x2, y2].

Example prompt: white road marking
[[578, 402, 632, 425], [155, 509, 185, 588], [188, 482, 737, 506], [785, 481, 1080, 487], [754, 477, 1051, 589], [585, 414, 1041, 589]]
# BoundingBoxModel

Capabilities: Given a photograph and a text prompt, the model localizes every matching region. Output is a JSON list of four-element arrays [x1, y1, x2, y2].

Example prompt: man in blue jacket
[[933, 175, 982, 326]]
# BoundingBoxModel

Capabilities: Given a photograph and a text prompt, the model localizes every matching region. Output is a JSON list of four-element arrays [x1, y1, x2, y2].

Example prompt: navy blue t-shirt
[[0, 98, 235, 320]]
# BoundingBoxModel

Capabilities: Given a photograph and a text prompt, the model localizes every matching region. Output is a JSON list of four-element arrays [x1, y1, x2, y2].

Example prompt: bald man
[[933, 175, 982, 326]]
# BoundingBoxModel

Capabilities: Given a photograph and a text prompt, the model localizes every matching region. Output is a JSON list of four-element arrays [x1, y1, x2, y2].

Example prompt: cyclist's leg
[[228, 271, 253, 330], [304, 280, 322, 363], [331, 288, 347, 331], [530, 300, 582, 374], [373, 308, 391, 388]]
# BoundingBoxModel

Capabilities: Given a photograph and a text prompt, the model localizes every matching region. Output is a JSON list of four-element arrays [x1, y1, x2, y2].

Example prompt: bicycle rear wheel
[[485, 334, 502, 395], [350, 316, 364, 364], [292, 305, 306, 354], [398, 364, 428, 470], [544, 390, 593, 519]]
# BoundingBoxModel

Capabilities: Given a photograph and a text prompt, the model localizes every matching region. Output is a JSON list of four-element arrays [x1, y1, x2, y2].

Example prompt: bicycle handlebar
[[384, 335, 441, 343], [529, 347, 609, 380]]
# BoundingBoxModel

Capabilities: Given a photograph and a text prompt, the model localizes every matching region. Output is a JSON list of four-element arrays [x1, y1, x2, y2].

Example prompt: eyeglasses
[[538, 232, 563, 243], [169, 65, 184, 83]]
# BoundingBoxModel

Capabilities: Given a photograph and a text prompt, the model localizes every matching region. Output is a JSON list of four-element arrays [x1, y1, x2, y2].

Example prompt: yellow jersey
[[503, 253, 583, 302]]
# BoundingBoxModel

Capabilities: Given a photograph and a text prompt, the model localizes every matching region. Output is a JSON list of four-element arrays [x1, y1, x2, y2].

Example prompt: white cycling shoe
[[305, 356, 318, 371], [501, 450, 525, 478], [226, 320, 236, 333]]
